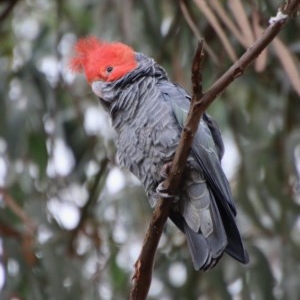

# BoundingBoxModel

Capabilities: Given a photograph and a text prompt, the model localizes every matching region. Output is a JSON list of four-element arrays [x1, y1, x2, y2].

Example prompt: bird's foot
[[160, 161, 173, 179], [156, 181, 179, 202]]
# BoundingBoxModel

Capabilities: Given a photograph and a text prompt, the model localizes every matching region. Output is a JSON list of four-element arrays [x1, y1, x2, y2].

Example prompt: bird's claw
[[156, 182, 179, 202], [160, 162, 173, 179]]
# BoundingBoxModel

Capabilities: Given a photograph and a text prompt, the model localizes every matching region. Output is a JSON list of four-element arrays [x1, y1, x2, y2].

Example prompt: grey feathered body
[[96, 53, 248, 270], [115, 77, 180, 207]]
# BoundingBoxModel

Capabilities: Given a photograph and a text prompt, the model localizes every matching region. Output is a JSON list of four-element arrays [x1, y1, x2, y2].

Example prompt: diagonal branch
[[0, 0, 20, 23], [130, 1, 300, 299]]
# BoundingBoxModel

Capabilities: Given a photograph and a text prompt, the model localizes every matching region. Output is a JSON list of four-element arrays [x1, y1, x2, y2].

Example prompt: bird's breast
[[115, 92, 180, 190]]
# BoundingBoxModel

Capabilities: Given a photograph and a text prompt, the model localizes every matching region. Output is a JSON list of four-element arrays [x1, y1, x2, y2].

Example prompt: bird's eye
[[106, 66, 113, 73]]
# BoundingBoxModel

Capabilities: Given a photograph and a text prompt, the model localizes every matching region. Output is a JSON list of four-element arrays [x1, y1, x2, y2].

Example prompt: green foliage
[[0, 0, 300, 299]]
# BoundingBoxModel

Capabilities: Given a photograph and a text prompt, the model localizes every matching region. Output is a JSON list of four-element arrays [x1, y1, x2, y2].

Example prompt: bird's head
[[70, 36, 138, 100], [70, 36, 137, 83]]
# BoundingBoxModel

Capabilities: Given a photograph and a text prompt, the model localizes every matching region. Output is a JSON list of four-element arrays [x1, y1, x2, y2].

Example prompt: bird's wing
[[158, 81, 236, 214], [158, 81, 248, 264], [170, 83, 225, 161], [202, 113, 225, 160]]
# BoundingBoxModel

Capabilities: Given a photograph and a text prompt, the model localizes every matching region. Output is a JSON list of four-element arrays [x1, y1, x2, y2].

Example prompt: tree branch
[[130, 1, 300, 299]]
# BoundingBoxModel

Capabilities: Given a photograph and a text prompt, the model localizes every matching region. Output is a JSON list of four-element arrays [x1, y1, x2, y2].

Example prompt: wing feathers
[[158, 80, 248, 268]]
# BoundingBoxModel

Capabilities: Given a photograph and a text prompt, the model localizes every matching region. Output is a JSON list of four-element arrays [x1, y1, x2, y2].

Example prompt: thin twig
[[130, 1, 300, 299], [0, 188, 37, 266], [194, 0, 238, 61], [0, 220, 21, 238], [0, 188, 36, 234], [68, 157, 109, 254], [179, 0, 219, 65]]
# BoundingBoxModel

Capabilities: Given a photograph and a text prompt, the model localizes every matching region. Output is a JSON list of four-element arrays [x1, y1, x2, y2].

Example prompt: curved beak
[[91, 81, 111, 110], [91, 81, 105, 98]]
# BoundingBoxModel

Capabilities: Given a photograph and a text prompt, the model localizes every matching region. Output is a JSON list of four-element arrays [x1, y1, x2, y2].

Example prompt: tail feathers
[[217, 201, 249, 264], [225, 230, 249, 264], [169, 193, 249, 270], [169, 210, 226, 270], [183, 190, 228, 270], [183, 213, 249, 269], [184, 222, 225, 270], [226, 244, 249, 264]]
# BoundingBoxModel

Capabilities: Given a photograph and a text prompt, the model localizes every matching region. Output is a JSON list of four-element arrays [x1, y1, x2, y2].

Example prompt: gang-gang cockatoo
[[70, 37, 249, 270]]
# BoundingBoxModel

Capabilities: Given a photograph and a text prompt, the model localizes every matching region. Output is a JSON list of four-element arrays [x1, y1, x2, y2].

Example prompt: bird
[[69, 36, 249, 270]]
